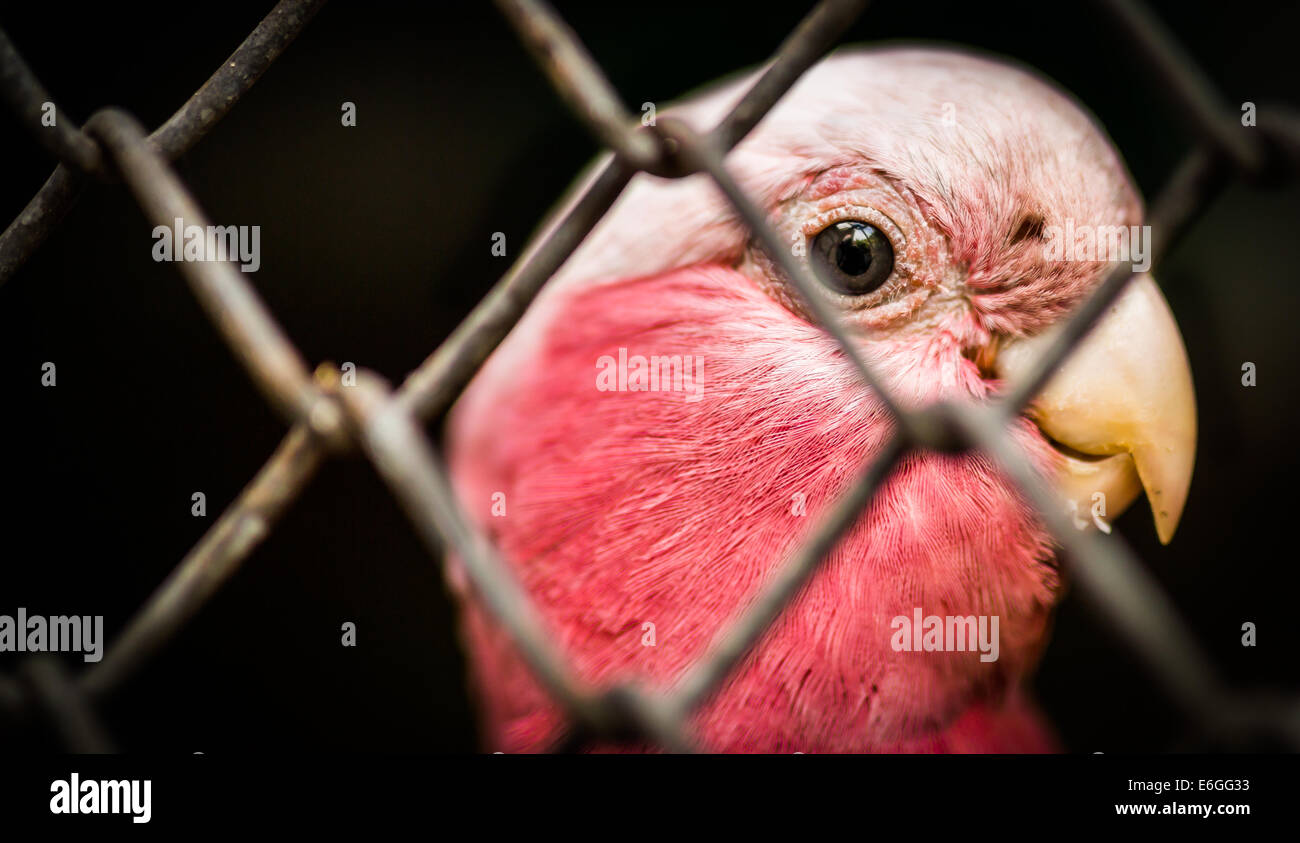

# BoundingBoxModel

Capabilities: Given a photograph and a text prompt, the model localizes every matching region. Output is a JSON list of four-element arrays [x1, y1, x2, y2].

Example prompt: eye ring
[[809, 220, 895, 296]]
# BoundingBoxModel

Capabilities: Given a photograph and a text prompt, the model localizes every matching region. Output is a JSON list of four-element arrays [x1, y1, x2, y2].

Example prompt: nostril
[[1009, 213, 1046, 244], [963, 339, 999, 380]]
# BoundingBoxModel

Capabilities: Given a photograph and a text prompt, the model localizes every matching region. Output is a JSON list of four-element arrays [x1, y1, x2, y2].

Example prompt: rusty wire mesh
[[1, 0, 1298, 753]]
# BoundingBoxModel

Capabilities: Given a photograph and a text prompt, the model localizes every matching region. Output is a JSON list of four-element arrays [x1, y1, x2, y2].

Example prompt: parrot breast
[[448, 262, 1065, 752]]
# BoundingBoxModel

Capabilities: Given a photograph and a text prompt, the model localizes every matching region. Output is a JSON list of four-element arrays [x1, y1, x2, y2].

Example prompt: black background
[[0, 0, 1296, 752]]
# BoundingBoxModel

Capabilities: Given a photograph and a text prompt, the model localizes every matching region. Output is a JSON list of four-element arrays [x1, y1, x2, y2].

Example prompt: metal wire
[[1, 0, 1298, 752]]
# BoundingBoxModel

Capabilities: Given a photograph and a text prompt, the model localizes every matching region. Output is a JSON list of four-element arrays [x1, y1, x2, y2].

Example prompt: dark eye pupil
[[836, 229, 873, 275], [811, 220, 894, 295]]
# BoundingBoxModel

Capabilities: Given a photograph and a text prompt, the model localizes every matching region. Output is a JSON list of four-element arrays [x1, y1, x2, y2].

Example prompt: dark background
[[0, 0, 1296, 752]]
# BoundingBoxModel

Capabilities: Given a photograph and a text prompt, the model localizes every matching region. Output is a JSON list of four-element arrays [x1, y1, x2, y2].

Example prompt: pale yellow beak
[[993, 274, 1197, 544]]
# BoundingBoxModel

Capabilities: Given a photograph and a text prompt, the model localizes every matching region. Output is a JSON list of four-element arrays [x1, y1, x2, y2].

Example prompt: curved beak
[[993, 274, 1197, 544]]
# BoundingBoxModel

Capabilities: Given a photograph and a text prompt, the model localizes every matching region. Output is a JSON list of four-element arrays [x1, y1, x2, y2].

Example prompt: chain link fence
[[1, 0, 1298, 753]]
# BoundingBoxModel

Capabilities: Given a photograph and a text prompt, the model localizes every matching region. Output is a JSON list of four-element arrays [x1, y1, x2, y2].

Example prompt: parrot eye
[[810, 220, 895, 296]]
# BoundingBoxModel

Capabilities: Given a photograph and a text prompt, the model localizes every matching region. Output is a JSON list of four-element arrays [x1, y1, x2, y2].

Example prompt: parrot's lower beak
[[991, 274, 1197, 544]]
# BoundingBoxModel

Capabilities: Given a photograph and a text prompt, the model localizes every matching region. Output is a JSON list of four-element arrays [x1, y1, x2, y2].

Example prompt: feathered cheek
[[863, 333, 992, 407]]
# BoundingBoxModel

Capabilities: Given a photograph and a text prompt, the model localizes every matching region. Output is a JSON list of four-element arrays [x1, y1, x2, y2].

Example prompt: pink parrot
[[446, 47, 1197, 752]]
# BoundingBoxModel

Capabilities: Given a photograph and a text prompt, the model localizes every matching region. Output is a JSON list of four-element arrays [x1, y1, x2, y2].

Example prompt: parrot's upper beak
[[992, 274, 1197, 544]]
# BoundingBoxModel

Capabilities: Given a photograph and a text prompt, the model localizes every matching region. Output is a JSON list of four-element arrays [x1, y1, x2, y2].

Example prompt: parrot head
[[447, 47, 1196, 752]]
